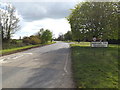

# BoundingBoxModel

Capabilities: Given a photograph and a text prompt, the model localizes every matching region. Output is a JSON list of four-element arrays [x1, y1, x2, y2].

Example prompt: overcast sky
[[1, 0, 118, 39], [12, 1, 79, 39], [1, 1, 83, 39]]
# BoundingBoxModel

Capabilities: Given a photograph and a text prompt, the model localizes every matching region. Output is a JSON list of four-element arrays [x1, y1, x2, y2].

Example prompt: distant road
[[1, 41, 74, 88]]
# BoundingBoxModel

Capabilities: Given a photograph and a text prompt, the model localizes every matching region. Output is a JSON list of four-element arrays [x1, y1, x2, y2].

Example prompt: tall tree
[[0, 3, 20, 42], [41, 29, 52, 43], [64, 31, 72, 41], [67, 2, 119, 41], [57, 33, 64, 41]]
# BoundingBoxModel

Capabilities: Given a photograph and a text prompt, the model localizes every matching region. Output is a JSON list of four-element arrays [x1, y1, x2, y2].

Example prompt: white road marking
[[34, 59, 38, 60], [0, 59, 5, 62], [64, 53, 69, 74], [0, 53, 33, 64], [23, 53, 33, 55], [0, 59, 7, 63], [0, 57, 10, 61], [12, 55, 24, 59], [62, 73, 65, 76]]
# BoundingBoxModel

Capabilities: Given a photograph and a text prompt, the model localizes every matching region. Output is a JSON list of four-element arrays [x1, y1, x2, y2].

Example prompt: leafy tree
[[36, 28, 44, 38], [0, 3, 20, 42], [64, 31, 72, 41], [67, 2, 119, 41], [41, 29, 52, 43], [57, 33, 64, 41]]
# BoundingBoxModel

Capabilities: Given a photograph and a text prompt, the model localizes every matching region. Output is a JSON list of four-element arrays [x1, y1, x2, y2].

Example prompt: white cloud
[[2, 0, 84, 2], [13, 18, 71, 39], [1, 2, 72, 39], [2, 0, 118, 2]]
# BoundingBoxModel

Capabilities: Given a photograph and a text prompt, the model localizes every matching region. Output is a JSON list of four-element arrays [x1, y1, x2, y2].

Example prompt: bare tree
[[0, 3, 20, 42]]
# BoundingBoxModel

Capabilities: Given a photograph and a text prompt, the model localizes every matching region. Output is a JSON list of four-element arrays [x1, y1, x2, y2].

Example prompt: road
[[1, 42, 74, 88]]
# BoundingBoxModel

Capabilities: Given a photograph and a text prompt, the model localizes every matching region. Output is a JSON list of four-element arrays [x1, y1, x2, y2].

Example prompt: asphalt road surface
[[1, 42, 74, 88]]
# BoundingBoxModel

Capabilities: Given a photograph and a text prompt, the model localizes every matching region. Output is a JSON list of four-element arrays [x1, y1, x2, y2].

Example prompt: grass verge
[[1, 42, 56, 56], [70, 43, 118, 88]]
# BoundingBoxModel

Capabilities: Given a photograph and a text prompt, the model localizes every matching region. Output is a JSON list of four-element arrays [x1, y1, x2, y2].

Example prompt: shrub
[[29, 36, 41, 45], [10, 39, 17, 44], [22, 37, 31, 45], [23, 36, 41, 45]]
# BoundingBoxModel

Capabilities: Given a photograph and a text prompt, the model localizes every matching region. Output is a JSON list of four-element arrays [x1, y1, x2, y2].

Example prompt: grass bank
[[70, 43, 118, 88], [1, 42, 56, 56]]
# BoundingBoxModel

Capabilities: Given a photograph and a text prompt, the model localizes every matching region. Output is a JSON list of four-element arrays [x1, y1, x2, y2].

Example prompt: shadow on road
[[20, 47, 73, 88]]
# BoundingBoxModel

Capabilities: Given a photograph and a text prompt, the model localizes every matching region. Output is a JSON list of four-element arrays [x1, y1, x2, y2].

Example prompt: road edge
[[1, 42, 56, 57]]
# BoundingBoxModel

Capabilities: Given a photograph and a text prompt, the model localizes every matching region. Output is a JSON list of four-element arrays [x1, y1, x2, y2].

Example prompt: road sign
[[93, 37, 97, 41], [91, 42, 108, 47]]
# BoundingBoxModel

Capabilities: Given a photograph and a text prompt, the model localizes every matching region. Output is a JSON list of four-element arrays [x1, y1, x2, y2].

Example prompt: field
[[70, 42, 119, 88]]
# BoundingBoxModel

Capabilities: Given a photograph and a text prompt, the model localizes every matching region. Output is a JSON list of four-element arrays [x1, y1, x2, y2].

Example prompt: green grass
[[16, 40, 22, 43], [2, 45, 39, 54], [74, 42, 91, 47], [1, 41, 56, 55], [70, 43, 119, 88], [63, 40, 74, 43]]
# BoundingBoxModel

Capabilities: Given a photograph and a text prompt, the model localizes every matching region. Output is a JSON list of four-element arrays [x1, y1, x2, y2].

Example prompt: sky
[[1, 0, 118, 39], [0, 1, 83, 39], [12, 2, 77, 39]]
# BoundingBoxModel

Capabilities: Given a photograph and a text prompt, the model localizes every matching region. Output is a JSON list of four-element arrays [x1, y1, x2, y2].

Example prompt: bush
[[22, 37, 31, 45], [23, 36, 41, 45], [2, 42, 25, 50], [10, 39, 17, 44], [29, 36, 41, 45]]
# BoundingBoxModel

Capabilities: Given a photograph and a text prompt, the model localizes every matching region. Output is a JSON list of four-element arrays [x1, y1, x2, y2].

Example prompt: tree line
[[56, 31, 72, 41], [1, 2, 119, 46], [23, 28, 52, 45], [0, 3, 53, 49], [66, 2, 119, 43]]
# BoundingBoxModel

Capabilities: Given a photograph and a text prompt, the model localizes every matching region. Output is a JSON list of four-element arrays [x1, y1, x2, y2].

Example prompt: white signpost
[[91, 37, 108, 56], [91, 42, 108, 47]]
